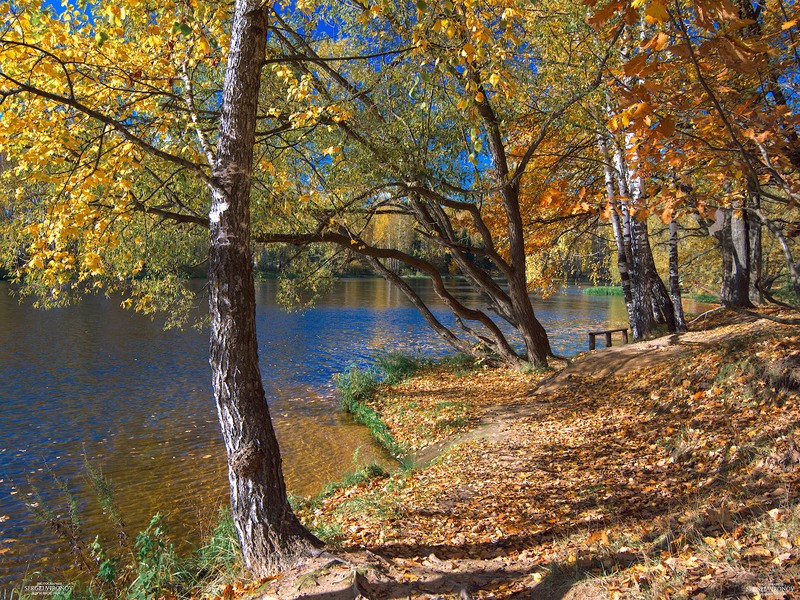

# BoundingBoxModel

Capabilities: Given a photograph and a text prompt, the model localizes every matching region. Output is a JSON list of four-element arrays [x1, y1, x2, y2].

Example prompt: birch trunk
[[598, 133, 636, 330], [669, 219, 687, 332], [209, 0, 321, 577], [612, 142, 658, 339]]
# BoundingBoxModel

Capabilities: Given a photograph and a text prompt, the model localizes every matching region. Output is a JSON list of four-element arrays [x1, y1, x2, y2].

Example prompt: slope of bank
[[251, 310, 800, 600]]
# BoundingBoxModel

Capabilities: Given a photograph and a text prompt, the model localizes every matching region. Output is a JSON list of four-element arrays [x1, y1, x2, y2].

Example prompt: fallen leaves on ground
[[276, 311, 800, 599], [365, 367, 543, 451]]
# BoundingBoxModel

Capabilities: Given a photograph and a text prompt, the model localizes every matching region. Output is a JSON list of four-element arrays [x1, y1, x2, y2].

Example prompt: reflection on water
[[0, 279, 702, 585]]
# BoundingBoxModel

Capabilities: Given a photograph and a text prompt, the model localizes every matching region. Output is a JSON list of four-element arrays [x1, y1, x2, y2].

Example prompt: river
[[0, 278, 650, 586]]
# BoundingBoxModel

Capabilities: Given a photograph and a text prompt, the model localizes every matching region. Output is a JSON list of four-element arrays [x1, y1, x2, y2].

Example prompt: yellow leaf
[[644, 1, 668, 24], [84, 252, 104, 275], [198, 36, 212, 55]]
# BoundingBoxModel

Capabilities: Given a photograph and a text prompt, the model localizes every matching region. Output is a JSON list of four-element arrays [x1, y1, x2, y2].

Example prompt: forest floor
[[242, 309, 800, 600]]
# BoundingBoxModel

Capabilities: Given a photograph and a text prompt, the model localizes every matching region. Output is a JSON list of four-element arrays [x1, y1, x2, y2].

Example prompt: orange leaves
[[743, 128, 772, 144], [285, 317, 800, 599], [695, 0, 741, 30], [706, 34, 771, 72], [587, 0, 668, 27], [587, 0, 624, 28], [623, 53, 648, 77], [538, 185, 565, 208], [641, 31, 670, 51], [655, 114, 675, 137]]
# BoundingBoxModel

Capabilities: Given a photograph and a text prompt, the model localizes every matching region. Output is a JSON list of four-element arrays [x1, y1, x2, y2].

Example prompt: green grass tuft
[[19, 462, 244, 600], [334, 365, 380, 413], [188, 508, 242, 588], [687, 293, 719, 303], [334, 366, 406, 459], [583, 286, 624, 296], [375, 351, 431, 385], [321, 462, 388, 497], [438, 353, 479, 375]]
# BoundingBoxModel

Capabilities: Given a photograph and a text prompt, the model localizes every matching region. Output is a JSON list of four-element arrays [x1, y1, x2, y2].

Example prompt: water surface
[[0, 279, 689, 585]]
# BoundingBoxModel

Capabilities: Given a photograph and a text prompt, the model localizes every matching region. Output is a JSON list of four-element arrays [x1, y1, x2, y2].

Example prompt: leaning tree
[[246, 0, 622, 367], [0, 0, 321, 576]]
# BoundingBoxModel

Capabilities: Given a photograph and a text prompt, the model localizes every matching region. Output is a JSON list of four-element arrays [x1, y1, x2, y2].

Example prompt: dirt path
[[412, 313, 756, 469], [249, 312, 799, 600]]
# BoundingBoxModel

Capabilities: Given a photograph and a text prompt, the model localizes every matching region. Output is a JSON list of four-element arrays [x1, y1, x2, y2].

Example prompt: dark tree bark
[[472, 72, 552, 365], [208, 0, 321, 577], [748, 191, 763, 305], [646, 245, 677, 330], [669, 219, 687, 332], [629, 217, 659, 338], [719, 205, 754, 307]]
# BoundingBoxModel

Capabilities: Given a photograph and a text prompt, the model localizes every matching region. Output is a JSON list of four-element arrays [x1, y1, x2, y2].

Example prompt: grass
[[334, 351, 474, 460], [16, 464, 244, 600], [582, 287, 722, 304], [187, 508, 242, 588], [772, 282, 800, 306], [583, 286, 624, 296], [334, 365, 406, 460], [687, 293, 719, 303], [290, 458, 396, 544], [375, 351, 432, 385], [439, 352, 481, 375], [320, 462, 388, 497]]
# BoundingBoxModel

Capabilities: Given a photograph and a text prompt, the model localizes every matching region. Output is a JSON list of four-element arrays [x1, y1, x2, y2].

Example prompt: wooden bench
[[588, 328, 629, 351]]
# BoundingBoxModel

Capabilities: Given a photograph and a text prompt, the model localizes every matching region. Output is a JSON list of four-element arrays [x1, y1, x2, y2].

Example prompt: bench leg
[[622, 330, 629, 344], [605, 332, 613, 347], [589, 333, 596, 351]]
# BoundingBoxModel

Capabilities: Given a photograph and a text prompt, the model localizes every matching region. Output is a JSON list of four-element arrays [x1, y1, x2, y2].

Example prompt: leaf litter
[[247, 310, 800, 600]]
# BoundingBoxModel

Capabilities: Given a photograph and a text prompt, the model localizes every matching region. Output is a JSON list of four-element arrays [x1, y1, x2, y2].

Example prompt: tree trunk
[[209, 0, 321, 577], [598, 134, 636, 329], [613, 150, 659, 338], [644, 242, 677, 331], [748, 191, 763, 305], [629, 216, 659, 338], [730, 205, 753, 307], [472, 75, 552, 366], [669, 219, 687, 332], [719, 205, 754, 307], [751, 206, 800, 300]]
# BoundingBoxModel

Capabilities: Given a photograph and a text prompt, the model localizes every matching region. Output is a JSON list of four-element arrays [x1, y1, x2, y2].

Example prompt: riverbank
[[251, 309, 800, 599], [0, 280, 636, 588]]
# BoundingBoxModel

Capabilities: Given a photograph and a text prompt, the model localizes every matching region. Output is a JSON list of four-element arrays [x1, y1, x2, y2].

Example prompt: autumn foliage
[[3, 0, 800, 588]]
